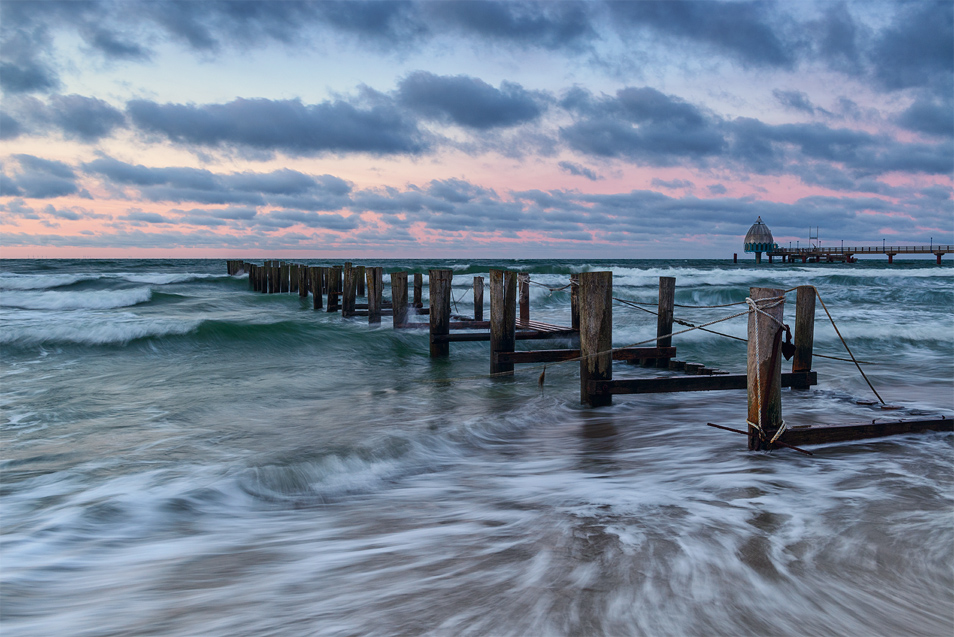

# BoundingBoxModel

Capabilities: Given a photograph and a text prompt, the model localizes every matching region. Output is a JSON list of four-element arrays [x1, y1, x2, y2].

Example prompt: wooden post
[[473, 276, 484, 321], [413, 273, 423, 308], [655, 276, 675, 368], [299, 265, 308, 297], [271, 264, 280, 294], [327, 266, 341, 311], [429, 269, 453, 357], [580, 271, 613, 407], [792, 285, 815, 386], [570, 273, 580, 331], [289, 264, 298, 293], [342, 262, 356, 317], [747, 287, 784, 450], [518, 272, 530, 325], [391, 271, 408, 327], [356, 265, 366, 296], [489, 269, 517, 374], [280, 263, 288, 293], [367, 267, 383, 324], [312, 267, 324, 309]]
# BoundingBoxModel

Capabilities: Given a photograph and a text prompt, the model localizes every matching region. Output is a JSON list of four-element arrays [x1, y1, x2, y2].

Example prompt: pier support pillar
[[747, 287, 785, 450], [342, 262, 356, 317], [391, 271, 408, 327], [429, 269, 453, 357], [755, 252, 762, 264], [792, 286, 815, 388], [367, 267, 383, 324], [733, 253, 738, 264], [580, 271, 613, 407], [327, 266, 341, 312], [937, 253, 943, 265], [311, 267, 323, 309], [518, 272, 530, 325], [413, 273, 423, 308], [473, 276, 484, 321], [489, 269, 516, 374], [887, 253, 895, 264]]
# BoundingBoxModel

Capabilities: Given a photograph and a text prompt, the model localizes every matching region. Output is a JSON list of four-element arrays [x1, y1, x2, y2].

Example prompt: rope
[[811, 286, 885, 404], [744, 296, 789, 444]]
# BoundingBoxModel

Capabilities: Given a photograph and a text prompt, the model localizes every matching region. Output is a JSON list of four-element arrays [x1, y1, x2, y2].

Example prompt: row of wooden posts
[[227, 260, 837, 450]]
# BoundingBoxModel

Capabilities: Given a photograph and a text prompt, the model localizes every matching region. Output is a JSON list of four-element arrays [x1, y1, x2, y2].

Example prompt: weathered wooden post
[[342, 262, 356, 317], [248, 264, 255, 289], [473, 276, 484, 321], [367, 267, 383, 324], [413, 273, 423, 308], [356, 265, 366, 296], [518, 272, 530, 325], [280, 263, 289, 293], [391, 271, 408, 327], [327, 266, 341, 311], [298, 265, 308, 297], [792, 285, 815, 388], [580, 271, 613, 407], [289, 264, 298, 293], [312, 267, 324, 309], [259, 264, 267, 293], [489, 269, 517, 375], [747, 287, 785, 450], [429, 269, 453, 357], [654, 276, 675, 368], [271, 263, 280, 294]]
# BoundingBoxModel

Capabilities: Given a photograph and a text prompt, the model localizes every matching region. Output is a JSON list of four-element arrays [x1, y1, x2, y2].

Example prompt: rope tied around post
[[744, 295, 791, 444]]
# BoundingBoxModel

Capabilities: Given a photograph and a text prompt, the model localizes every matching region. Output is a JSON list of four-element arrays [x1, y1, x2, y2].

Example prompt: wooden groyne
[[225, 260, 952, 450]]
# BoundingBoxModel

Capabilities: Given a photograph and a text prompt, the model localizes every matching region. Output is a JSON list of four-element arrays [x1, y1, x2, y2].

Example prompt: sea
[[1, 258, 952, 636]]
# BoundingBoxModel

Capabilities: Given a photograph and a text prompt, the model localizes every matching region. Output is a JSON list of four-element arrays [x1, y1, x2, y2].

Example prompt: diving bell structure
[[743, 216, 777, 263]]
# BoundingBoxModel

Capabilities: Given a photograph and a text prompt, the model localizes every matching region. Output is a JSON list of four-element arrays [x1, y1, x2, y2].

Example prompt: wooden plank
[[792, 285, 815, 375], [779, 418, 952, 446], [473, 276, 484, 322], [436, 330, 578, 343], [495, 347, 677, 365], [589, 372, 817, 395]]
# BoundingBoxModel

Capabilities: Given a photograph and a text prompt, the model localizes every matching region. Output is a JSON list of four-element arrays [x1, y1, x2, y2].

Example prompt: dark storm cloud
[[812, 2, 863, 73], [398, 72, 545, 129], [773, 90, 817, 115], [870, 1, 953, 94], [83, 156, 355, 208], [2, 154, 79, 198], [651, 178, 693, 190], [608, 0, 793, 69], [560, 88, 725, 164], [0, 112, 22, 139], [896, 96, 954, 139], [126, 97, 425, 155], [426, 1, 592, 49], [558, 161, 601, 181], [46, 94, 126, 141], [0, 60, 60, 94]]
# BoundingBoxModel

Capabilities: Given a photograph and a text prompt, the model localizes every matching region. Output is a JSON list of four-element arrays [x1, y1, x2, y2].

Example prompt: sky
[[0, 0, 951, 259]]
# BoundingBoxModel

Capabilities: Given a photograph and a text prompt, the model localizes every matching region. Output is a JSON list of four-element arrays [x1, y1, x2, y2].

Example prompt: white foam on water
[[2, 287, 153, 311], [1, 309, 201, 345]]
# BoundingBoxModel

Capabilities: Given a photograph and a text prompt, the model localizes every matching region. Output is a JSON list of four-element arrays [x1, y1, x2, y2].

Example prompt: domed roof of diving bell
[[744, 216, 776, 252]]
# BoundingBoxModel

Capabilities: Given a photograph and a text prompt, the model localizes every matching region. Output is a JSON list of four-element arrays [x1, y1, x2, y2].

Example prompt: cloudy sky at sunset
[[1, 0, 951, 258]]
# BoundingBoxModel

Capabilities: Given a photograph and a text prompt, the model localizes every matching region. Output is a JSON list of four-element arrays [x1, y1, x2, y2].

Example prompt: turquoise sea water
[[2, 258, 952, 636]]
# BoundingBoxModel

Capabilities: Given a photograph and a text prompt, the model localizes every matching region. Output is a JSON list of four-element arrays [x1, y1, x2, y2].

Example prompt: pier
[[225, 259, 951, 450], [738, 217, 950, 264]]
